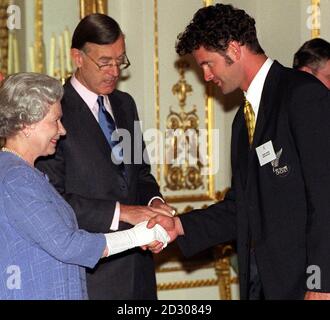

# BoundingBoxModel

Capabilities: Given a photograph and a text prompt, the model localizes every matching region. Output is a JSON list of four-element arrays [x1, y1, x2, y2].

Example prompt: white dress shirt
[[245, 57, 274, 119]]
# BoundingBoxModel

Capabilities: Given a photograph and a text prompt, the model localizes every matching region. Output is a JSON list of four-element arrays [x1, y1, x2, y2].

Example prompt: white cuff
[[148, 196, 165, 207], [110, 202, 121, 231]]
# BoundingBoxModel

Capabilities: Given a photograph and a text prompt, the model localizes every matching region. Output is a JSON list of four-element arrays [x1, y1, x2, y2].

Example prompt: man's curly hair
[[176, 3, 264, 56]]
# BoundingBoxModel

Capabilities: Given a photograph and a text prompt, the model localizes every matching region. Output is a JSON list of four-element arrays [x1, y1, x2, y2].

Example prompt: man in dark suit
[[147, 4, 330, 300], [293, 38, 330, 89], [37, 14, 174, 300]]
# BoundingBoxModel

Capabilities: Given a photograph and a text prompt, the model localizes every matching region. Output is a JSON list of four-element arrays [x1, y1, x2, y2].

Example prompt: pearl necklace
[[1, 147, 26, 161]]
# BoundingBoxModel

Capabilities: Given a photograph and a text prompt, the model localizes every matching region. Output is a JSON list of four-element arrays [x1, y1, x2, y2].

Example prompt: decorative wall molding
[[80, 0, 107, 19], [154, 0, 217, 203], [156, 244, 238, 300], [0, 0, 9, 75], [34, 0, 44, 73], [157, 278, 219, 291], [311, 0, 320, 38], [164, 60, 204, 193], [153, 0, 161, 184], [203, 0, 213, 6]]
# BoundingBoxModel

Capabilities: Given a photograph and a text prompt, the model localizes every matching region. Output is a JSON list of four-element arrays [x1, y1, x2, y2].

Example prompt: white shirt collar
[[71, 74, 98, 111], [245, 58, 274, 118], [70, 74, 114, 120]]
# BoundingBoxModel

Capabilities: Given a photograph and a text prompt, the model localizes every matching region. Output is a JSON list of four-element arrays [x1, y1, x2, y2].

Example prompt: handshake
[[104, 221, 171, 257], [103, 201, 184, 257]]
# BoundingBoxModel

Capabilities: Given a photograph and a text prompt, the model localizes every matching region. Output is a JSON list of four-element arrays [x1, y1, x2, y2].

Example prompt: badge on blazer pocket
[[270, 148, 291, 178]]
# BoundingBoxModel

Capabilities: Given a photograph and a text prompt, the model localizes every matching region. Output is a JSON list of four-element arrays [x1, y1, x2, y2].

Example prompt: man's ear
[[71, 48, 83, 68], [226, 41, 241, 62], [300, 66, 314, 75]]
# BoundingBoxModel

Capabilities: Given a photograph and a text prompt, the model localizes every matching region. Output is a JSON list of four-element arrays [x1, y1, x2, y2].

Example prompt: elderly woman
[[0, 73, 168, 300]]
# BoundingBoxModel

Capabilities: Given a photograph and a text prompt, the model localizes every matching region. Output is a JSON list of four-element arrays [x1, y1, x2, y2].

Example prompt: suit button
[[120, 185, 127, 191]]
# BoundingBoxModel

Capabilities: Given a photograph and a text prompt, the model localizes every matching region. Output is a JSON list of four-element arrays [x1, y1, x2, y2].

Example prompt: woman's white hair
[[0, 72, 64, 139]]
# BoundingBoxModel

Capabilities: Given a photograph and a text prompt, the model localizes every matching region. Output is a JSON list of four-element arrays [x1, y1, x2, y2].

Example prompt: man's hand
[[150, 198, 176, 216], [120, 204, 174, 225], [142, 215, 184, 253], [305, 291, 330, 300]]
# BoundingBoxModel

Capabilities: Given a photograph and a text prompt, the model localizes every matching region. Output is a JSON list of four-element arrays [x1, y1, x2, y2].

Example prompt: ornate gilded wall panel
[[164, 60, 203, 192], [154, 0, 218, 203]]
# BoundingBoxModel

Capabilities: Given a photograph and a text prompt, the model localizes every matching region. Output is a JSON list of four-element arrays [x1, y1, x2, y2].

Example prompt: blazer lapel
[[108, 92, 132, 184], [246, 61, 283, 171], [109, 93, 128, 131], [232, 107, 250, 189]]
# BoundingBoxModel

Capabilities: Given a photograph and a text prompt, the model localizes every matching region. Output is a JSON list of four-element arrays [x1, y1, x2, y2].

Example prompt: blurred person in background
[[293, 38, 330, 89]]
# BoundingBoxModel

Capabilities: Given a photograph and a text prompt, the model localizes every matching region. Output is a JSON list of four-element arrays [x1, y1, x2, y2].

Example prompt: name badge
[[256, 141, 276, 167]]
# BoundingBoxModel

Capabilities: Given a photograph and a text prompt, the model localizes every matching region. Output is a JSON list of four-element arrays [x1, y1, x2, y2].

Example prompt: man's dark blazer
[[177, 61, 330, 300], [37, 81, 162, 300]]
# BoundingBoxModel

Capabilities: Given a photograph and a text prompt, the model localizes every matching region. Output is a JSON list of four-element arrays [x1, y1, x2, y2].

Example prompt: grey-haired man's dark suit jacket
[[37, 81, 162, 300], [177, 61, 330, 299]]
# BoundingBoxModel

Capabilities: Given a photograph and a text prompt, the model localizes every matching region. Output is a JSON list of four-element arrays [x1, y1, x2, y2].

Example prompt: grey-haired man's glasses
[[81, 51, 130, 71]]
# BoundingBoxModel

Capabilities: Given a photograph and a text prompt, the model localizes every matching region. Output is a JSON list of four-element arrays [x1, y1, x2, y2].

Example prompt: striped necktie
[[244, 99, 256, 146], [97, 96, 124, 164]]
